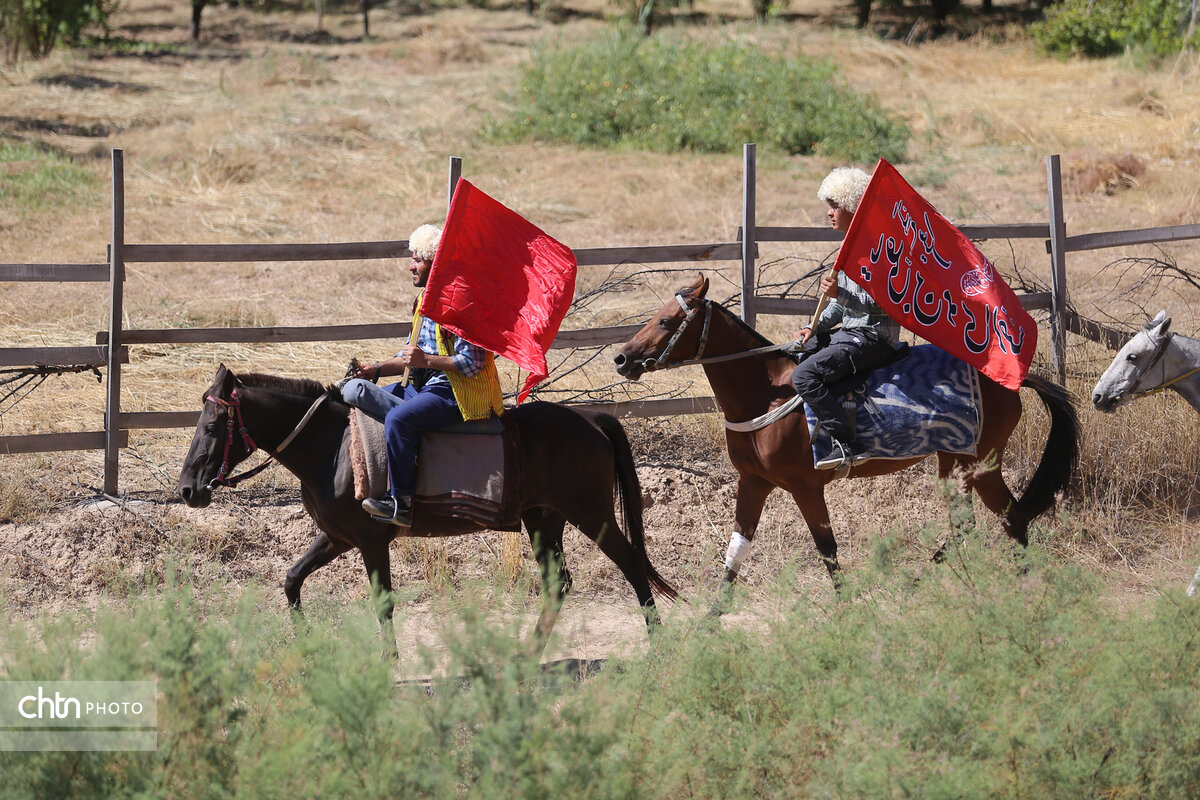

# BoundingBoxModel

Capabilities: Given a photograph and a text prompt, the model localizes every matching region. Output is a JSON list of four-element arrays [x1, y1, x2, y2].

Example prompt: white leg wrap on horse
[[724, 531, 752, 573]]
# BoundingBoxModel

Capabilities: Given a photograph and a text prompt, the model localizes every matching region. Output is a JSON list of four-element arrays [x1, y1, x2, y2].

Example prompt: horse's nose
[[179, 485, 211, 508], [614, 350, 645, 380]]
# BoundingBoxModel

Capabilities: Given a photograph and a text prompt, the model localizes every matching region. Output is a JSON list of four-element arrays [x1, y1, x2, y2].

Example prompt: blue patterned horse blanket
[[806, 344, 981, 467]]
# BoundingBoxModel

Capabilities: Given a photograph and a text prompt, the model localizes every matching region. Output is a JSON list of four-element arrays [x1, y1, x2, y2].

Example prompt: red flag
[[834, 159, 1037, 390], [420, 179, 577, 403]]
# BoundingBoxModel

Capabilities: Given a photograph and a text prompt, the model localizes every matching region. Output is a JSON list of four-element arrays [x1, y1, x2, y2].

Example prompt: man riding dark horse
[[340, 223, 505, 526]]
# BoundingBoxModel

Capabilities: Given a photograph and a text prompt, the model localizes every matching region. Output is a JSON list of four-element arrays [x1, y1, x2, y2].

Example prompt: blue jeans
[[341, 378, 406, 421], [341, 378, 461, 497]]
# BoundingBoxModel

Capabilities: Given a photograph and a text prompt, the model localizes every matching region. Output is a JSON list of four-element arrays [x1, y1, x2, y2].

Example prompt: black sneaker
[[814, 440, 869, 470], [362, 495, 413, 526]]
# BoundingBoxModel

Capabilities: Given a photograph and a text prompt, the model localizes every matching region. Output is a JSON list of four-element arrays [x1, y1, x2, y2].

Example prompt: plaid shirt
[[815, 270, 899, 340], [398, 317, 486, 389]]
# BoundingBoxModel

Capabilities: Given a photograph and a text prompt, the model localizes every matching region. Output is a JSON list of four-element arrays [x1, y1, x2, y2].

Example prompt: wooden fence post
[[741, 143, 757, 328], [104, 149, 126, 495], [1045, 154, 1069, 384], [448, 156, 461, 211]]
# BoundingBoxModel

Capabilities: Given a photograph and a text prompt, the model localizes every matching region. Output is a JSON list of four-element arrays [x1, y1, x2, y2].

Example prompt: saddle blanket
[[806, 344, 982, 467], [349, 409, 520, 531]]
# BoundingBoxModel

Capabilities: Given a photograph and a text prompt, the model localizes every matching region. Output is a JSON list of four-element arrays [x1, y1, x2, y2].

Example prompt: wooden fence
[[3, 146, 1200, 495]]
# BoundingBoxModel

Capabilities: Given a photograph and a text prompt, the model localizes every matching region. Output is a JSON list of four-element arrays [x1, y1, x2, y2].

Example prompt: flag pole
[[400, 313, 421, 388], [402, 157, 460, 388], [807, 268, 835, 331]]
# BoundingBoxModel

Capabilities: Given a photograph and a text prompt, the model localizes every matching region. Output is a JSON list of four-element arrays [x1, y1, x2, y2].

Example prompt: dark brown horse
[[614, 274, 1078, 604], [177, 365, 676, 655]]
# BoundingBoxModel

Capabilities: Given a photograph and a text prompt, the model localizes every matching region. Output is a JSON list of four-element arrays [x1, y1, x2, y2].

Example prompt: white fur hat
[[407, 224, 442, 261], [817, 167, 872, 214]]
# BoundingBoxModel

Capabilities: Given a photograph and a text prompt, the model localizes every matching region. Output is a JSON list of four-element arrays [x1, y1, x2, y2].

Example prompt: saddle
[[348, 409, 521, 531], [805, 344, 982, 468]]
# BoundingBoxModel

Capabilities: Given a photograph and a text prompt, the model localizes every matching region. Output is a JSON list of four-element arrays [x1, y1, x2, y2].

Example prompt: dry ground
[[3, 0, 1200, 661]]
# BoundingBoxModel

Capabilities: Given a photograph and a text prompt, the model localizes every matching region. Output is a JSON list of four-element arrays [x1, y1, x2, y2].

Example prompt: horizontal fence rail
[[0, 430, 127, 455], [1063, 222, 1200, 253], [123, 241, 409, 263], [0, 263, 110, 282], [0, 346, 126, 368]]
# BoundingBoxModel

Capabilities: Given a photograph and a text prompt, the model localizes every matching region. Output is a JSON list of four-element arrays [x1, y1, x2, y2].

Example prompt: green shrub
[[4, 539, 1200, 797], [0, 141, 100, 216], [489, 32, 909, 162], [1033, 0, 1200, 58]]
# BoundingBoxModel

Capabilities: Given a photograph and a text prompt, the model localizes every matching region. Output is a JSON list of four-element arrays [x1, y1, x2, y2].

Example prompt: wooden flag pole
[[805, 269, 835, 335], [400, 313, 422, 387]]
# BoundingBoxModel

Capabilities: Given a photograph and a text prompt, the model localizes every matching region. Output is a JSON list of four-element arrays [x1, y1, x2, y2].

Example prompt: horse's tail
[[591, 412, 679, 601], [1015, 372, 1080, 520]]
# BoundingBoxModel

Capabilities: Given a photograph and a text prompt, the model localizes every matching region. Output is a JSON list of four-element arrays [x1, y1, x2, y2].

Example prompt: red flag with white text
[[833, 159, 1037, 390], [420, 179, 577, 403]]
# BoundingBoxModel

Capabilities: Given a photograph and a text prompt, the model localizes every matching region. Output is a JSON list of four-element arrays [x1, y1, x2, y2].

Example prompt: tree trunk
[[854, 0, 871, 28], [190, 0, 206, 42], [361, 0, 370, 39], [930, 0, 957, 35]]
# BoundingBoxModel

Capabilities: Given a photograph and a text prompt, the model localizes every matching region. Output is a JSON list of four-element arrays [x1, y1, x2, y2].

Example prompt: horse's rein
[[1129, 332, 1200, 399], [644, 296, 790, 372], [204, 389, 328, 489]]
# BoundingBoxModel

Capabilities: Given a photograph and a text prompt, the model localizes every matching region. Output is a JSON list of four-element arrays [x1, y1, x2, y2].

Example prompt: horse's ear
[[214, 363, 238, 394], [687, 272, 708, 299], [1148, 310, 1171, 336]]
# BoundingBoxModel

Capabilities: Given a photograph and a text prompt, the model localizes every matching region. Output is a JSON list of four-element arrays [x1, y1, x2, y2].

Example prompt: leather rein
[[204, 388, 328, 489], [1129, 332, 1200, 400]]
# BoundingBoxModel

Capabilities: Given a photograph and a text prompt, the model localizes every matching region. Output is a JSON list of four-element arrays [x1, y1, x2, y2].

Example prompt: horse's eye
[[657, 318, 673, 329], [1126, 353, 1138, 362], [205, 423, 218, 434]]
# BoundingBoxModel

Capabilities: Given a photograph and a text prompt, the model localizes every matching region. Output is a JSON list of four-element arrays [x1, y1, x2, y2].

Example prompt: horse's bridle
[[642, 294, 713, 371], [1126, 331, 1200, 400], [642, 295, 786, 372], [204, 388, 327, 489]]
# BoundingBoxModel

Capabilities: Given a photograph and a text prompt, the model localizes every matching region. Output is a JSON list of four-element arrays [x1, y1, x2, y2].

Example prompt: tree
[[0, 0, 116, 63], [191, 0, 207, 41]]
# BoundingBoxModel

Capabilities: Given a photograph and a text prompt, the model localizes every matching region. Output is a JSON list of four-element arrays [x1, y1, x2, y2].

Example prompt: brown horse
[[613, 274, 1078, 603], [177, 365, 676, 655]]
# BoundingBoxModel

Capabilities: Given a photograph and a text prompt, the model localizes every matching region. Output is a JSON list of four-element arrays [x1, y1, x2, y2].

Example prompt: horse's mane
[[238, 372, 329, 398], [709, 299, 777, 349]]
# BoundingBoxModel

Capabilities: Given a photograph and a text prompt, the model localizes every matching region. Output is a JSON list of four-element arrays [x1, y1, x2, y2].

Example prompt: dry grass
[[3, 0, 1200, 609]]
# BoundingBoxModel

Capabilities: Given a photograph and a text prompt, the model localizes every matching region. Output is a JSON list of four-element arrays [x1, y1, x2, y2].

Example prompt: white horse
[[1092, 310, 1200, 595]]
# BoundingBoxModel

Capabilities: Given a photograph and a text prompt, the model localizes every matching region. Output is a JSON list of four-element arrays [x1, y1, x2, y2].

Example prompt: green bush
[[4, 537, 1200, 797], [489, 33, 909, 162], [1033, 0, 1200, 58]]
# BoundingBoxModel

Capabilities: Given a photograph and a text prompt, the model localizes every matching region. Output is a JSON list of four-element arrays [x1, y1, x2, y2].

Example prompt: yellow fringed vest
[[412, 301, 505, 421]]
